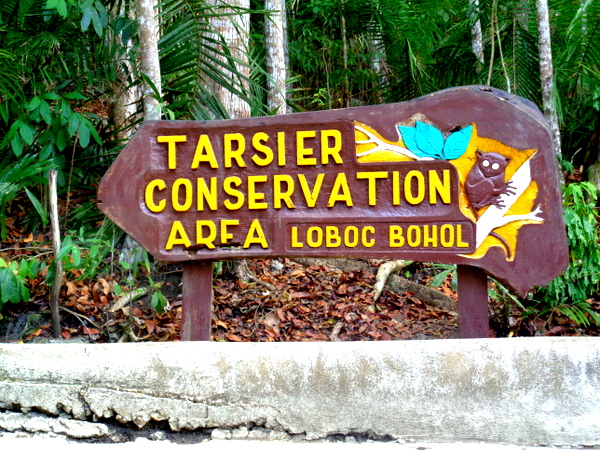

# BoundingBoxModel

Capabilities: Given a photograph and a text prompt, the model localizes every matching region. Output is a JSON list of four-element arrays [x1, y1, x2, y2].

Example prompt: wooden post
[[181, 262, 214, 341], [457, 265, 489, 338]]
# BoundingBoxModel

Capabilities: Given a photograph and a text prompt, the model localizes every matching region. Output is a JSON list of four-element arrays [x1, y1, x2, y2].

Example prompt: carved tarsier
[[465, 149, 517, 258], [465, 149, 516, 209]]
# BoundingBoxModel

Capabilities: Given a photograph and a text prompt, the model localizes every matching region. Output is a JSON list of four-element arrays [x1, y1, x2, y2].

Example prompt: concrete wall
[[0, 338, 599, 446]]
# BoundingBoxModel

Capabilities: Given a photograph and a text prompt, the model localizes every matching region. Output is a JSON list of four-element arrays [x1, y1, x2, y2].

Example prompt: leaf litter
[[1, 233, 599, 342]]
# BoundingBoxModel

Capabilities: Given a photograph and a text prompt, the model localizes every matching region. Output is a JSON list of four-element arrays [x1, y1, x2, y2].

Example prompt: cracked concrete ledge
[[0, 338, 599, 446]]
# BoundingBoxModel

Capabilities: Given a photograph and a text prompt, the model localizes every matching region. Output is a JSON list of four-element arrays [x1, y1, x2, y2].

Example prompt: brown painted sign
[[98, 86, 568, 296]]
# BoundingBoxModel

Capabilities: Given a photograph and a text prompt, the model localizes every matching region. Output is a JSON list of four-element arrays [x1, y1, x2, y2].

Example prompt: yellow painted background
[[355, 121, 540, 261]]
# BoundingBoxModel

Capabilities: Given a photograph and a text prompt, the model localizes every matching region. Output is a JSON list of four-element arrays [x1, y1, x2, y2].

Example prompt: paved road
[[0, 434, 584, 449]]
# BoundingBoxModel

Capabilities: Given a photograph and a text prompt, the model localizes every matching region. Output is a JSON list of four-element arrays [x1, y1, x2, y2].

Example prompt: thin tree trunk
[[136, 0, 162, 120], [265, 0, 288, 114], [469, 0, 484, 68], [49, 170, 62, 339], [340, 0, 349, 108], [536, 0, 561, 154]]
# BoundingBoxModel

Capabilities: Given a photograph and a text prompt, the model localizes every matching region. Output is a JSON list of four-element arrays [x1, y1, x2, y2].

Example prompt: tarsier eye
[[492, 163, 500, 170], [482, 160, 490, 167]]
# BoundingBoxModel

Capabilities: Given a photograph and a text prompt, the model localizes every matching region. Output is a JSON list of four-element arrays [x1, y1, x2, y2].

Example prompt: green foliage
[[0, 258, 37, 309], [551, 0, 600, 166], [289, 0, 385, 109], [488, 276, 526, 311], [151, 287, 168, 315], [0, 154, 55, 240], [428, 263, 457, 291], [1, 92, 102, 159], [46, 220, 123, 285], [538, 181, 600, 326], [0, 0, 125, 240]]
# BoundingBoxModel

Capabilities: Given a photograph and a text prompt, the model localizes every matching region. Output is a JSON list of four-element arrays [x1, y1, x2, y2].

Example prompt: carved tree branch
[[475, 157, 541, 248], [355, 125, 423, 159]]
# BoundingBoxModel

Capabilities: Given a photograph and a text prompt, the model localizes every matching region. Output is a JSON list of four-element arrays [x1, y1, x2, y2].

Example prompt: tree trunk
[[369, 34, 386, 103], [204, 0, 251, 119], [204, 0, 251, 279], [536, 0, 561, 154], [469, 0, 484, 68], [122, 0, 163, 267], [265, 0, 288, 114], [136, 0, 162, 120], [110, 3, 141, 141]]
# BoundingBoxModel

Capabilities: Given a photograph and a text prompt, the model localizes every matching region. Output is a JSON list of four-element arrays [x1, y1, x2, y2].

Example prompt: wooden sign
[[99, 86, 567, 293], [98, 86, 569, 338]]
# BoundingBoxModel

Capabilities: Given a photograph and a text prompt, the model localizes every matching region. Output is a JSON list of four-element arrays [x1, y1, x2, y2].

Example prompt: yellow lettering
[[157, 135, 186, 170], [277, 131, 286, 166], [362, 226, 375, 247], [327, 173, 353, 207], [320, 130, 343, 165], [429, 170, 451, 204], [344, 226, 359, 247], [224, 133, 246, 168], [357, 171, 388, 206], [440, 224, 454, 247], [145, 179, 166, 213], [291, 226, 304, 248], [248, 175, 268, 210], [423, 225, 437, 247], [243, 219, 269, 248], [191, 135, 218, 169], [389, 226, 404, 247], [407, 225, 421, 247], [297, 130, 317, 165], [307, 226, 323, 247], [251, 132, 274, 166], [298, 174, 324, 207], [392, 171, 400, 205], [197, 177, 217, 211], [165, 221, 191, 250], [221, 220, 239, 244], [457, 224, 470, 248], [196, 221, 217, 249], [325, 226, 341, 247], [273, 175, 295, 208], [404, 171, 426, 205], [172, 179, 193, 212], [223, 176, 244, 210]]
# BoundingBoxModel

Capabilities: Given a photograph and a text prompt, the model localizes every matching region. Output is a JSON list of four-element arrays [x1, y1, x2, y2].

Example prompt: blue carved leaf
[[398, 126, 430, 158], [443, 125, 473, 160], [414, 121, 444, 158]]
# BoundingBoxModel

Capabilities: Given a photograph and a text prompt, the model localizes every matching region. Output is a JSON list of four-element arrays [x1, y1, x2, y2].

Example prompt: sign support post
[[457, 265, 489, 338], [181, 262, 213, 341]]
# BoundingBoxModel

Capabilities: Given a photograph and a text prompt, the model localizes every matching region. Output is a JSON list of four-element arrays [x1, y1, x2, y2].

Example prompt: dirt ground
[[1, 258, 598, 343]]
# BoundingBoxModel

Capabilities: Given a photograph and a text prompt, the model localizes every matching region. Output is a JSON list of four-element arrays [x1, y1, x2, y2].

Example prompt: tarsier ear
[[476, 149, 483, 157], [505, 157, 510, 163]]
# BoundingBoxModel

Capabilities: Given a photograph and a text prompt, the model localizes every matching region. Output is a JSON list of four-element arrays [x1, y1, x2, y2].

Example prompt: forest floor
[[1, 256, 599, 343]]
